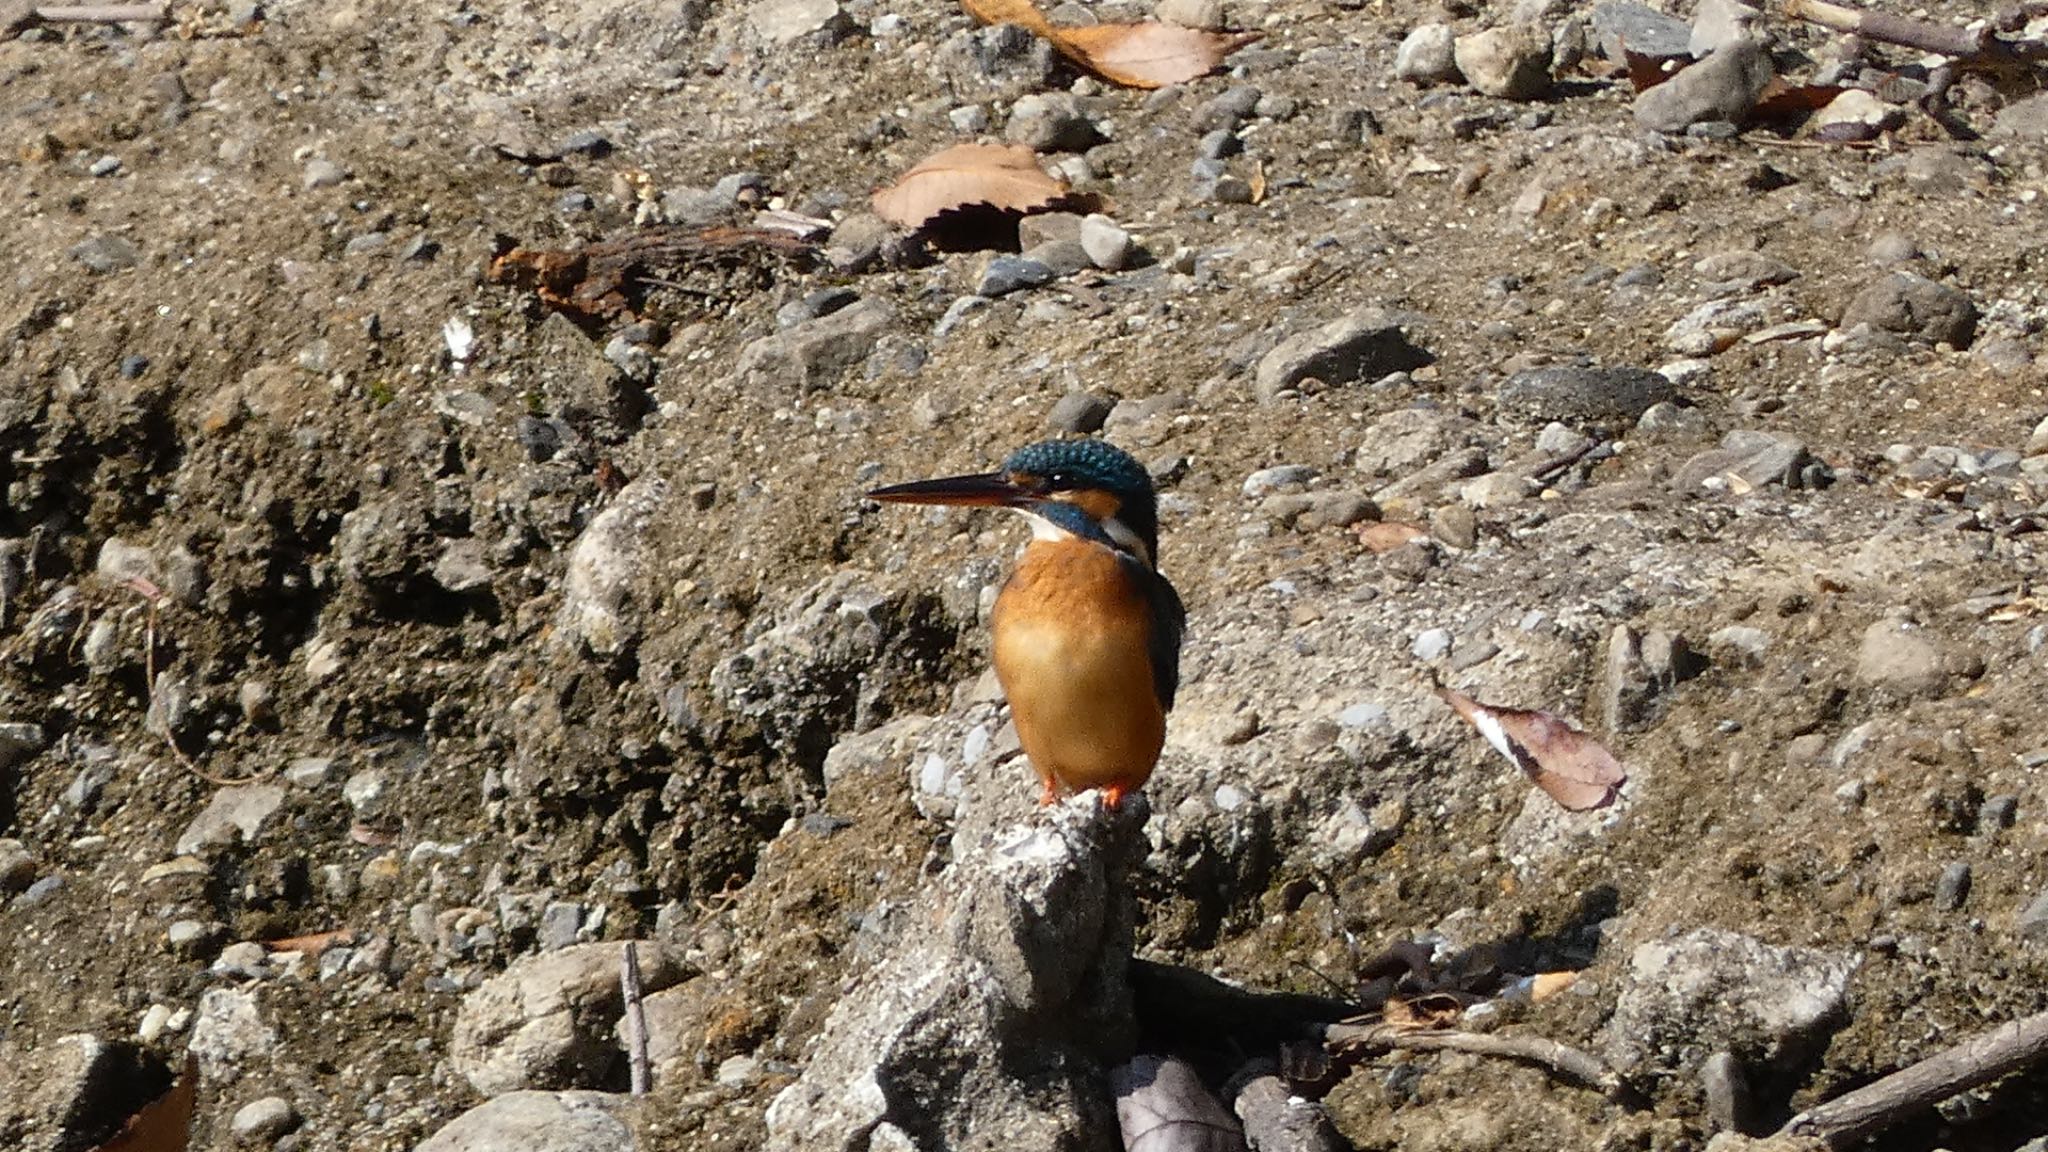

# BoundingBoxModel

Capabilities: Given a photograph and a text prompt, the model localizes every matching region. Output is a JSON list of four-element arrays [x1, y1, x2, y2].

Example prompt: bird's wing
[[1139, 563, 1186, 712]]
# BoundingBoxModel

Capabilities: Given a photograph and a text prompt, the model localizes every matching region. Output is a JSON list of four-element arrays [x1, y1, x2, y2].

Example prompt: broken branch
[[34, 3, 166, 21], [623, 941, 652, 1096], [1325, 1023, 1633, 1101], [1777, 1007, 2048, 1147], [1780, 0, 2047, 70]]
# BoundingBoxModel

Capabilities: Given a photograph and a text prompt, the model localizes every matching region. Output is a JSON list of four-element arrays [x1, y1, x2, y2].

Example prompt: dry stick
[[1325, 1023, 1631, 1100], [34, 3, 166, 21], [1230, 1060, 1346, 1152], [622, 942, 652, 1096], [1780, 0, 2048, 68], [1776, 1008, 2048, 1147], [130, 579, 248, 788]]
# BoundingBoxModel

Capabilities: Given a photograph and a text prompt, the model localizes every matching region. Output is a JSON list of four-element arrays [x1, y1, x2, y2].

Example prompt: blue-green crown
[[1003, 438, 1160, 562], [1003, 438, 1152, 497]]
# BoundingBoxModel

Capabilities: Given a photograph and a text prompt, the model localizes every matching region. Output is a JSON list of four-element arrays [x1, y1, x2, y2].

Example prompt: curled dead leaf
[[1436, 685, 1627, 811], [871, 143, 1073, 231], [1113, 1055, 1246, 1152], [1382, 993, 1466, 1031], [961, 0, 1259, 89], [1355, 521, 1429, 553], [265, 928, 356, 957]]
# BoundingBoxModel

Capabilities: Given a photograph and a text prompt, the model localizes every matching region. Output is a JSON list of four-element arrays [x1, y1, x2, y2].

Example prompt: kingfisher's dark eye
[[1047, 471, 1069, 487]]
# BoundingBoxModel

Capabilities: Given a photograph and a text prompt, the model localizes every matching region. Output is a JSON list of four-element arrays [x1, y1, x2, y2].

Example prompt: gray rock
[[174, 785, 287, 856], [1693, 250, 1797, 294], [749, 0, 845, 43], [1022, 239, 1091, 278], [415, 1091, 639, 1152], [70, 234, 141, 273], [1700, 1050, 1750, 1133], [1005, 92, 1102, 153], [1411, 628, 1452, 661], [1992, 92, 2048, 140], [1395, 23, 1459, 85], [1602, 927, 1855, 1076], [230, 1095, 300, 1143], [777, 287, 859, 329], [1241, 465, 1317, 498], [1079, 215, 1133, 271], [1935, 861, 1972, 911], [2020, 890, 2048, 943], [1673, 430, 1821, 492], [1688, 0, 1758, 57], [1590, 1, 1691, 61], [1838, 272, 1977, 347], [979, 256, 1058, 297], [1254, 310, 1432, 403], [432, 540, 494, 594], [1156, 0, 1224, 29], [191, 987, 279, 1070], [1047, 392, 1115, 433], [1497, 364, 1677, 427], [762, 803, 1137, 1152], [1633, 39, 1773, 133], [709, 572, 958, 784], [556, 474, 671, 657], [736, 298, 896, 393], [1, 1033, 128, 1152], [167, 918, 227, 958], [0, 837, 32, 893], [1453, 25, 1552, 100], [1855, 618, 1945, 697], [302, 158, 346, 189], [449, 942, 682, 1096]]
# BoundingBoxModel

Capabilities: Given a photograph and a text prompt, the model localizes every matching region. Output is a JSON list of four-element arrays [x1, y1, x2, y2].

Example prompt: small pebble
[[1047, 392, 1115, 433], [1934, 861, 1971, 911], [89, 154, 122, 177], [1411, 628, 1452, 661], [302, 158, 346, 189], [1241, 465, 1317, 498], [230, 1095, 300, 1144]]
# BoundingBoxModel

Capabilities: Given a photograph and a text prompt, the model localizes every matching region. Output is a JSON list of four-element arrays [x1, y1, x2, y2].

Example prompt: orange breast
[[991, 540, 1166, 798]]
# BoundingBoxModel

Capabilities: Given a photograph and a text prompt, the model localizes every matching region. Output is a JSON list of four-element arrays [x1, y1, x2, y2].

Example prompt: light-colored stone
[[174, 785, 287, 856], [1453, 24, 1552, 100], [1633, 38, 1773, 132], [449, 942, 682, 1096], [1394, 23, 1459, 85], [414, 1091, 639, 1152]]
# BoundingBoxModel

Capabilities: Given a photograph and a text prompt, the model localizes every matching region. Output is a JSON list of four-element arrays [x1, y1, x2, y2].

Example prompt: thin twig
[[1776, 1008, 2048, 1147], [33, 3, 166, 22], [1230, 1060, 1346, 1152], [128, 577, 249, 788], [1324, 1022, 1632, 1100], [1779, 0, 2047, 71], [623, 942, 652, 1096]]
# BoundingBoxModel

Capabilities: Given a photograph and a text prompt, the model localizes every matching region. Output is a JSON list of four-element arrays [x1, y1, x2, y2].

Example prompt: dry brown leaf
[[961, 0, 1258, 89], [1751, 77, 1850, 124], [1622, 45, 1690, 92], [1382, 993, 1465, 1031], [94, 1052, 196, 1152], [1112, 1055, 1245, 1152], [1355, 521, 1428, 553], [1049, 21, 1262, 89], [1528, 971, 1581, 1002], [871, 143, 1073, 230], [266, 928, 356, 957], [1437, 686, 1627, 811]]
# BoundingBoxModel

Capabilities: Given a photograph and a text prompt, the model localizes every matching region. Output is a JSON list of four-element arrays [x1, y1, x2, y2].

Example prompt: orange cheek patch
[[1060, 489, 1121, 522]]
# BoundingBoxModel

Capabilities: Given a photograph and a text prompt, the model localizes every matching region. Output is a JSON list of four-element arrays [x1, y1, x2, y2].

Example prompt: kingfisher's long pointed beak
[[867, 471, 1028, 507]]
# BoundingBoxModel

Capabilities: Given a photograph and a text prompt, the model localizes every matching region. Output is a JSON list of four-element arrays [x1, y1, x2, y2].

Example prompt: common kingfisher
[[869, 438, 1185, 809]]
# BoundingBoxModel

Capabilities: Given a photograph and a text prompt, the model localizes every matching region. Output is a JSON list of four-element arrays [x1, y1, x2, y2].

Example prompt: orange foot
[[1099, 784, 1129, 810], [1037, 781, 1061, 807]]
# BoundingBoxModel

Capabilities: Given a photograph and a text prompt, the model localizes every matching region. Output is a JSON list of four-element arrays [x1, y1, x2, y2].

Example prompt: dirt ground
[[4, 0, 2048, 1147]]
